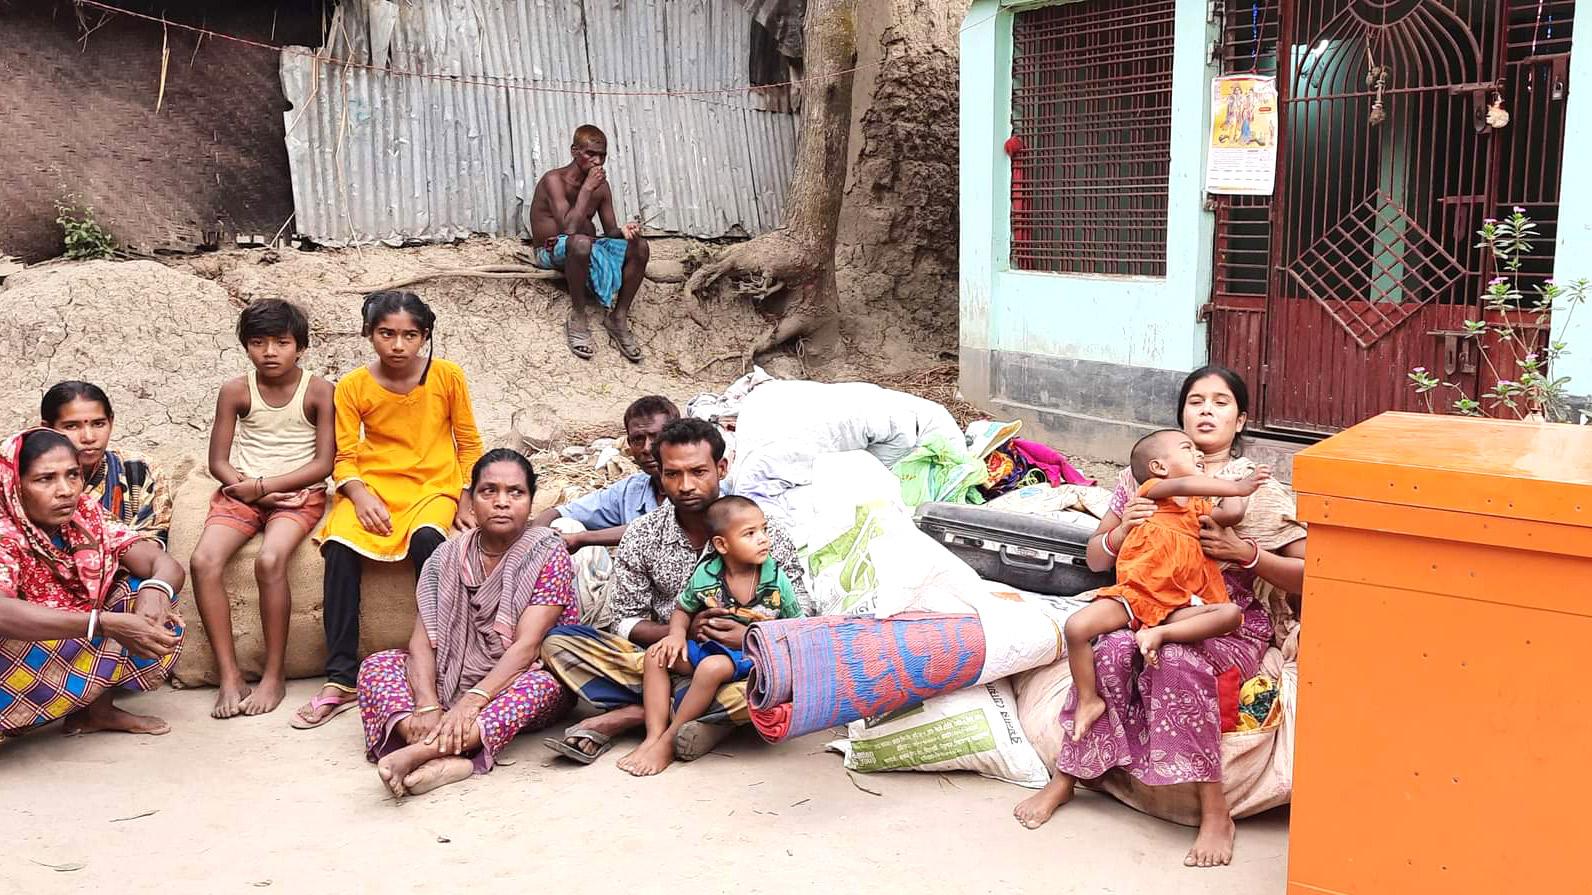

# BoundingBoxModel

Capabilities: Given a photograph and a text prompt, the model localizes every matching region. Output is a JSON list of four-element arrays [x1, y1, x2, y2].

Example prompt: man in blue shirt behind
[[532, 395, 679, 626]]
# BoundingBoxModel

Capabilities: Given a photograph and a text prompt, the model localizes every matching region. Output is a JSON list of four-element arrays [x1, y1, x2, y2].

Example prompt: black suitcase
[[914, 501, 1113, 596]]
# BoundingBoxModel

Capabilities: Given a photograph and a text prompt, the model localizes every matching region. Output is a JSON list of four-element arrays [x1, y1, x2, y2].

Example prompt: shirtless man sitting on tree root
[[528, 124, 650, 362]]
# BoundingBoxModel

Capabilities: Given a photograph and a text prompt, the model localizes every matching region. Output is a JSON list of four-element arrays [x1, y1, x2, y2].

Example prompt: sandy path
[[1, 682, 1287, 893]]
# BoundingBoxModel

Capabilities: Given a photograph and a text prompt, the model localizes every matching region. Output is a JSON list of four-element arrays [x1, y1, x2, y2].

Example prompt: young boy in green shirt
[[617, 496, 801, 776]]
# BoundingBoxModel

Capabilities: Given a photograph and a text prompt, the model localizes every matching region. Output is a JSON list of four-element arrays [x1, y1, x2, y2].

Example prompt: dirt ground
[[0, 681, 1288, 894]]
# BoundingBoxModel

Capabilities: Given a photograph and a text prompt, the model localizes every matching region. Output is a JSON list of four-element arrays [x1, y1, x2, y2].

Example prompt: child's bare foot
[[623, 736, 676, 777], [1013, 774, 1075, 829], [403, 756, 474, 795], [64, 695, 170, 736], [376, 743, 436, 799], [614, 746, 642, 773], [239, 675, 286, 716], [1071, 694, 1106, 742], [1185, 812, 1236, 867], [211, 676, 251, 719], [1136, 627, 1165, 666], [615, 735, 661, 774]]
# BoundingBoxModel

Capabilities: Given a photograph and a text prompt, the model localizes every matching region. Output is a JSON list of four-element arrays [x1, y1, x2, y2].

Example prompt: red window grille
[[1213, 0, 1281, 297], [1009, 0, 1177, 277]]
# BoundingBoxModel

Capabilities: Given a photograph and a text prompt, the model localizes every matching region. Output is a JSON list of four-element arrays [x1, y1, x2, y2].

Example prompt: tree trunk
[[685, 0, 856, 363]]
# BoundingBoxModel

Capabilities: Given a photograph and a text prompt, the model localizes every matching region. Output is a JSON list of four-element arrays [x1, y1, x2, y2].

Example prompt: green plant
[[55, 200, 116, 261], [1408, 208, 1589, 421]]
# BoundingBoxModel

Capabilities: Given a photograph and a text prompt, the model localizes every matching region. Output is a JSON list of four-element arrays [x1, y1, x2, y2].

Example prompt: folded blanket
[[745, 613, 987, 743]]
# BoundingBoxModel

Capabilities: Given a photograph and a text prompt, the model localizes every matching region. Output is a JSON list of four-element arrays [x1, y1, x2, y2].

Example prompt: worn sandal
[[289, 692, 358, 730], [604, 320, 643, 363], [566, 318, 596, 360], [542, 727, 613, 764]]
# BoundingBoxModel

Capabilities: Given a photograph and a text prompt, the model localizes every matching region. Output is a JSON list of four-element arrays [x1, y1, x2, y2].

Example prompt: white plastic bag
[[829, 680, 1051, 789]]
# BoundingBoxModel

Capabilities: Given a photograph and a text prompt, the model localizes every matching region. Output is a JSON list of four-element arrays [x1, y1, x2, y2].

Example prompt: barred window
[[1009, 0, 1176, 276]]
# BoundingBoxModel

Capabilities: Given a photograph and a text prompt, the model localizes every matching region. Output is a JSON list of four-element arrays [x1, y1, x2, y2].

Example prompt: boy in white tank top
[[189, 299, 336, 720]]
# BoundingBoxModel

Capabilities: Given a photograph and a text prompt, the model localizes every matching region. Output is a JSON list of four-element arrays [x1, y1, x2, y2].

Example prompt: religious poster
[[1206, 74, 1279, 195]]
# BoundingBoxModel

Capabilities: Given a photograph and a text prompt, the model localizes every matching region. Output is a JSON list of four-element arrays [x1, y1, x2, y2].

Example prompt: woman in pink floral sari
[[1014, 366, 1307, 868], [357, 449, 577, 798]]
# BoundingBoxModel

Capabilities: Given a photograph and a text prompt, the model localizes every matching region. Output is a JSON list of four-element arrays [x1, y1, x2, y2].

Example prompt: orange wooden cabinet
[[1287, 412, 1592, 895]]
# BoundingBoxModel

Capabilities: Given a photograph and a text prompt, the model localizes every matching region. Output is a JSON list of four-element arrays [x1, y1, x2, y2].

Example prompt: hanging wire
[[71, 0, 881, 100]]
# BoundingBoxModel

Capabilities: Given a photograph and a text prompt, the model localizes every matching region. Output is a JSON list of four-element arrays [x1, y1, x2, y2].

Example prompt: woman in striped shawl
[[356, 449, 578, 798]]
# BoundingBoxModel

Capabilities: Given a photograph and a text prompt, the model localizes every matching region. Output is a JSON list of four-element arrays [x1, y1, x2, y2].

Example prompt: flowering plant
[[1408, 209, 1588, 420]]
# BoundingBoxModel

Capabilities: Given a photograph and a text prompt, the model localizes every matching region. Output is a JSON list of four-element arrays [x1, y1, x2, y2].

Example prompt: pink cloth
[[1055, 464, 1271, 786], [357, 533, 580, 774], [1009, 438, 1094, 486], [358, 649, 573, 773], [418, 526, 563, 706]]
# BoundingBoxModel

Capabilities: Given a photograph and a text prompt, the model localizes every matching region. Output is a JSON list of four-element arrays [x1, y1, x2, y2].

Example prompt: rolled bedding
[[744, 613, 987, 742]]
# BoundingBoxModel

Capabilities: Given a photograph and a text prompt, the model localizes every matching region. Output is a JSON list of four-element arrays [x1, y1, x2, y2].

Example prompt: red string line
[[73, 0, 871, 99]]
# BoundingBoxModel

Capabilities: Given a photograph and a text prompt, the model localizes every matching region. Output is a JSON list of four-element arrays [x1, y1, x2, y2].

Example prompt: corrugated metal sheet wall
[[281, 0, 798, 246]]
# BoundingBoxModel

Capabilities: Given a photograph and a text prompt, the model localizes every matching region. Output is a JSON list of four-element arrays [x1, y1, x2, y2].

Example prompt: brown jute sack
[[167, 468, 420, 687]]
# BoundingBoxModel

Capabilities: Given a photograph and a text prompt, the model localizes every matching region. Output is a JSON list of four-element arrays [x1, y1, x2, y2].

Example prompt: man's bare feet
[[1136, 627, 1165, 666], [403, 756, 474, 795], [620, 736, 675, 777], [377, 743, 437, 799], [1013, 773, 1076, 829], [64, 694, 170, 736], [239, 676, 287, 716], [211, 676, 251, 719], [1071, 693, 1107, 742], [1185, 812, 1236, 867]]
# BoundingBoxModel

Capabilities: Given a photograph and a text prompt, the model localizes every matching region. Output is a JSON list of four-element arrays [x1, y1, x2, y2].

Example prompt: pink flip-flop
[[290, 693, 358, 730]]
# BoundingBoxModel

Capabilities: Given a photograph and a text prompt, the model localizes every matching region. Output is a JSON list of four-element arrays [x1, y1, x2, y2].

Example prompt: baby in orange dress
[[1064, 428, 1269, 742]]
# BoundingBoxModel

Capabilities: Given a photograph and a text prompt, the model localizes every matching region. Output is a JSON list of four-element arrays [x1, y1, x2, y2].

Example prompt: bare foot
[[403, 756, 474, 795], [623, 736, 676, 777], [376, 743, 437, 799], [211, 676, 251, 719], [615, 746, 641, 773], [1071, 694, 1107, 743], [1185, 812, 1237, 867], [64, 695, 170, 736], [239, 675, 286, 716], [1013, 774, 1076, 829], [1136, 627, 1165, 666]]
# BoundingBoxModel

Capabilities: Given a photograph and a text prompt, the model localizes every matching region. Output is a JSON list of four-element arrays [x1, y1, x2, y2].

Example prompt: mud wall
[[0, 1, 327, 262], [835, 0, 964, 361]]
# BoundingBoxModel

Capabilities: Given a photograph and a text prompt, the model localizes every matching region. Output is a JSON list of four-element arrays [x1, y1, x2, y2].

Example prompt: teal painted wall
[[959, 0, 1219, 374]]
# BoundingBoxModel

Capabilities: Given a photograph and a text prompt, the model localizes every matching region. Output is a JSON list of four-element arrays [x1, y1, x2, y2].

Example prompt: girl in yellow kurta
[[293, 292, 484, 729]]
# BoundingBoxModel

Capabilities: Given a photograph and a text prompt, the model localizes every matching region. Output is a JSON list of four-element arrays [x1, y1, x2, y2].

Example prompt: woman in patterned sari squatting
[[0, 429, 185, 737]]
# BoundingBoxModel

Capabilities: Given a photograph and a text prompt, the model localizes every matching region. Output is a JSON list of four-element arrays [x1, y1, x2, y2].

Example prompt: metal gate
[[1209, 0, 1575, 433]]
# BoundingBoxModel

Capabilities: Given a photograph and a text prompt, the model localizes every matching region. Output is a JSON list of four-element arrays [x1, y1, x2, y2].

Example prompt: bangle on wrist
[[1100, 530, 1119, 558], [412, 705, 441, 715], [86, 608, 100, 640], [138, 579, 176, 601], [466, 686, 491, 702], [1241, 538, 1262, 570]]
